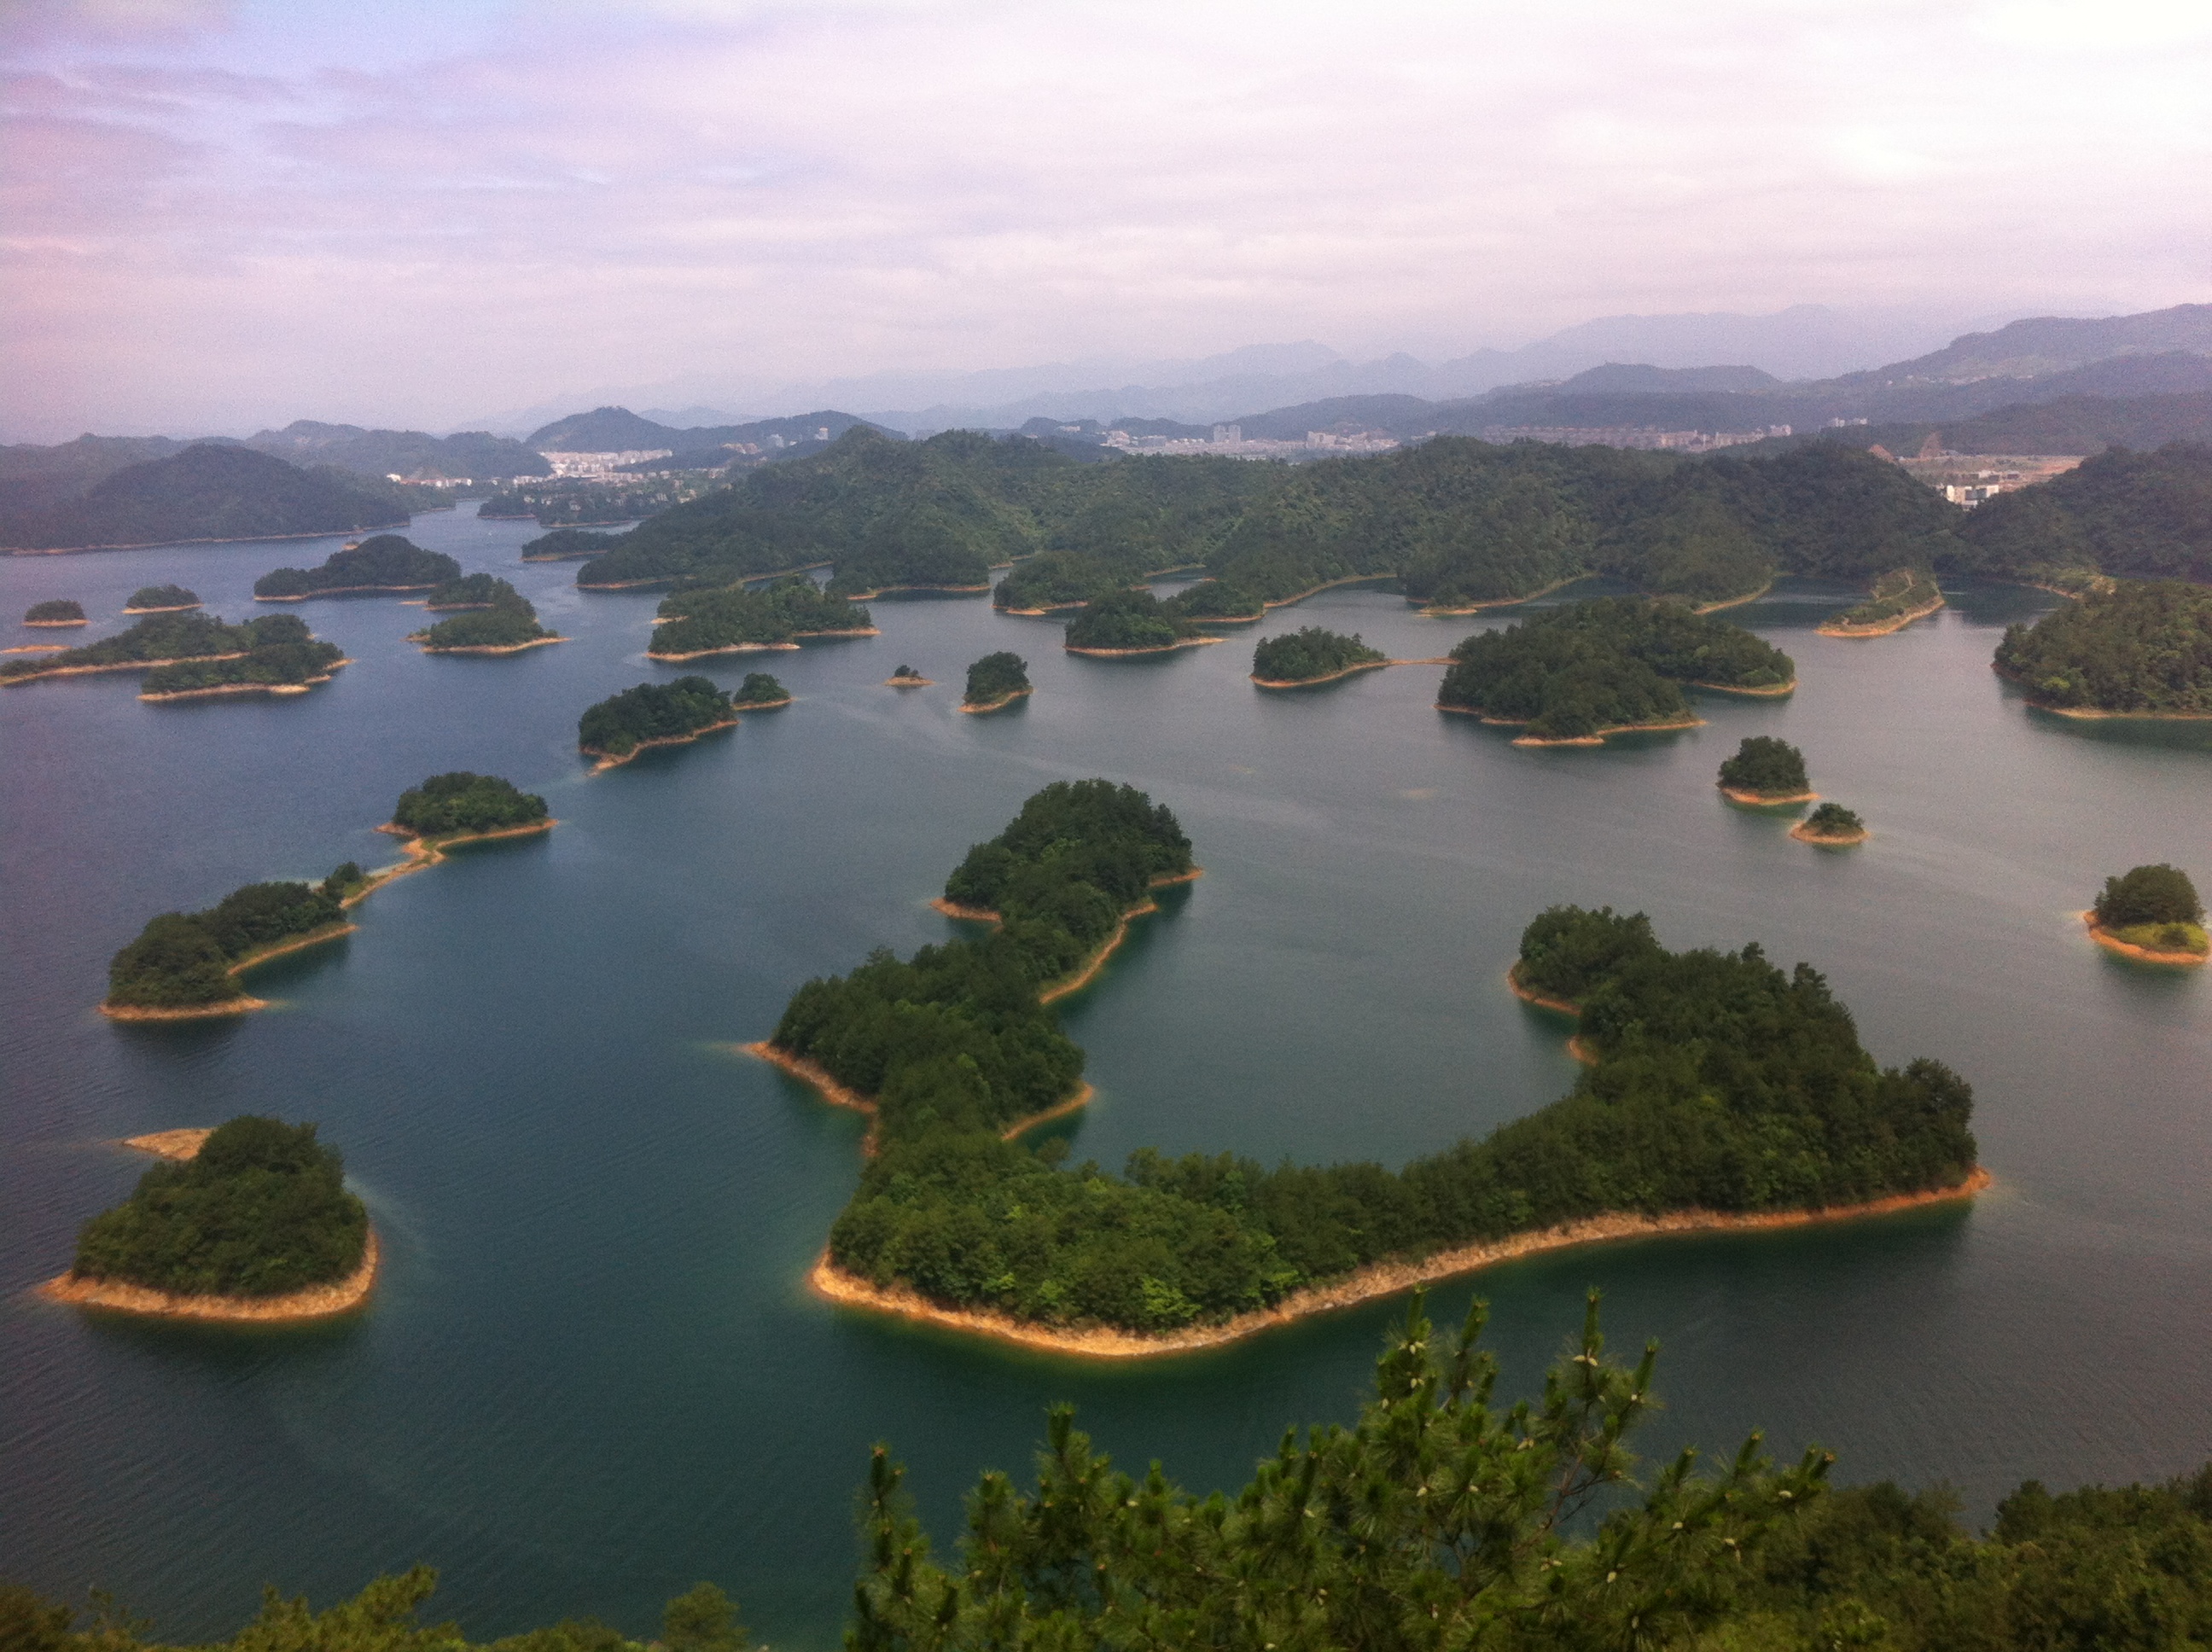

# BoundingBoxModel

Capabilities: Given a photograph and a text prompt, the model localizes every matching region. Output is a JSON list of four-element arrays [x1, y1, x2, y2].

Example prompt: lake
[[2, 507, 2207, 1648]]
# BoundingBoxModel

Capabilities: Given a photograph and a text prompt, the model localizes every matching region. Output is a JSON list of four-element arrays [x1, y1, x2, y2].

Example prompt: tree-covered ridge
[[1, 611, 311, 683], [578, 676, 736, 759], [1437, 598, 1791, 741], [124, 585, 200, 612], [1062, 588, 1199, 651], [993, 550, 1126, 612], [1251, 625, 1388, 683], [1960, 440, 2212, 584], [520, 526, 625, 560], [23, 599, 84, 624], [963, 651, 1032, 707], [1824, 566, 1942, 631], [1992, 579, 2212, 713], [734, 672, 789, 707], [1719, 736, 1811, 798], [255, 534, 462, 599], [649, 578, 871, 655], [107, 874, 357, 1009], [424, 573, 515, 608], [410, 579, 558, 651], [141, 638, 346, 697], [390, 772, 550, 837], [0, 444, 407, 552], [70, 1116, 367, 1297]]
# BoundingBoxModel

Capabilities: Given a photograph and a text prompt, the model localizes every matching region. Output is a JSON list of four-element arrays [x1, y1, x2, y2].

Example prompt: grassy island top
[[649, 578, 871, 656], [767, 783, 1976, 1339], [124, 585, 201, 613], [1251, 625, 1388, 683], [1993, 579, 2212, 715], [1719, 735, 1813, 800], [1822, 566, 1942, 634], [68, 1116, 367, 1298], [963, 650, 1032, 707], [1062, 587, 1203, 652], [2091, 863, 2208, 957], [24, 599, 87, 625], [391, 772, 549, 837], [1438, 597, 1790, 741], [2, 611, 314, 683], [579, 675, 736, 759], [255, 534, 462, 600], [106, 870, 360, 1012]]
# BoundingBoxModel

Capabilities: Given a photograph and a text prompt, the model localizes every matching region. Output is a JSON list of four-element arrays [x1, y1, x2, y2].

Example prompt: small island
[[519, 527, 624, 561], [648, 578, 875, 660], [1791, 802, 1869, 846], [123, 584, 202, 614], [579, 675, 739, 768], [1063, 588, 1218, 655], [41, 1116, 375, 1322], [1718, 736, 1817, 805], [1250, 625, 1388, 688], [885, 664, 934, 687], [409, 578, 564, 653], [1819, 567, 1945, 637], [24, 599, 87, 627], [254, 534, 463, 601], [103, 870, 364, 1018], [2085, 864, 2208, 965], [961, 650, 1033, 713], [387, 771, 552, 841], [732, 672, 792, 708], [1993, 580, 2212, 717], [3, 611, 327, 689]]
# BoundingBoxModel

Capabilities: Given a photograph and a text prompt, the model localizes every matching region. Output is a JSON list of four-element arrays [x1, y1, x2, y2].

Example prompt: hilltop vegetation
[[578, 677, 736, 760], [390, 772, 550, 837], [1438, 597, 1792, 740], [69, 1116, 368, 1297], [410, 579, 559, 651], [0, 444, 409, 552], [1719, 736, 1812, 798], [649, 578, 871, 656], [1, 611, 313, 683], [1251, 625, 1388, 683], [1992, 579, 2212, 713], [423, 573, 513, 608], [255, 534, 461, 599], [734, 672, 789, 706], [107, 873, 358, 1010], [1960, 440, 2212, 584], [963, 650, 1032, 708]]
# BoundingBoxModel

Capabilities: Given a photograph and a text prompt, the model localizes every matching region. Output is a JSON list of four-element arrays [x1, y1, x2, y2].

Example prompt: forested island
[[1437, 597, 1794, 744], [0, 444, 407, 553], [409, 579, 563, 653], [733, 672, 791, 707], [43, 1116, 374, 1320], [648, 578, 874, 659], [757, 785, 1978, 1349], [579, 677, 738, 767], [1792, 802, 1869, 846], [2087, 863, 2207, 963], [1161, 576, 1266, 621], [1250, 625, 1389, 686], [961, 651, 1032, 712], [1718, 735, 1815, 803], [387, 771, 551, 841], [1992, 579, 2212, 715], [1819, 567, 1945, 637], [141, 628, 347, 700], [519, 527, 624, 560], [1, 611, 323, 687], [123, 585, 201, 614], [886, 663, 932, 686], [1062, 588, 1213, 654], [994, 552, 1128, 613], [103, 871, 363, 1017], [254, 535, 461, 600], [24, 599, 85, 625]]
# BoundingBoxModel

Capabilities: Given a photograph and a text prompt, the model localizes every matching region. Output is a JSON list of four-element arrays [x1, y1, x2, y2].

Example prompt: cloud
[[2, 0, 2209, 436]]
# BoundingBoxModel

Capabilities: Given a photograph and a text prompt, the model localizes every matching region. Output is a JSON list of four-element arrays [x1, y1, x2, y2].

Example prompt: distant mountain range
[[0, 445, 410, 552], [523, 407, 886, 467]]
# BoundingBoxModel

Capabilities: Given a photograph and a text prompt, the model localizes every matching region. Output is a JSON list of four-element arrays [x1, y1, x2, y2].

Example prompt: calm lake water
[[3, 507, 2208, 1648]]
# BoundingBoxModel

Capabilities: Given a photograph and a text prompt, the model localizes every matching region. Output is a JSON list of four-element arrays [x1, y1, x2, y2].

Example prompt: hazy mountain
[[0, 433, 199, 519], [0, 445, 410, 552], [244, 421, 549, 480], [524, 405, 881, 462]]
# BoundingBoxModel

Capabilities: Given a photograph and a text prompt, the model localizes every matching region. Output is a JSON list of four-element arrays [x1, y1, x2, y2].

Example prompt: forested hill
[[1959, 441, 2212, 584], [0, 445, 409, 552], [242, 422, 549, 481]]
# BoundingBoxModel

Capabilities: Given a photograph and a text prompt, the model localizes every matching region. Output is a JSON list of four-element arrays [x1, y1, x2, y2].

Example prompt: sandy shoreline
[[4, 649, 249, 685], [1504, 965, 1581, 1018], [123, 1128, 214, 1160], [1432, 703, 1705, 744], [1791, 822, 1870, 846], [2082, 913, 2208, 966], [100, 921, 359, 1019], [960, 687, 1033, 713], [40, 1229, 381, 1323], [1689, 678, 1796, 697], [1721, 786, 1819, 806], [416, 635, 568, 655], [1065, 636, 1224, 657], [885, 674, 934, 687], [3, 644, 68, 654], [24, 617, 90, 626], [585, 718, 739, 770], [254, 582, 440, 602], [806, 1168, 1993, 1358], [1251, 655, 1452, 689], [648, 625, 878, 661], [120, 602, 203, 614], [139, 662, 349, 701], [1818, 593, 1945, 637], [365, 817, 557, 892], [1415, 575, 1590, 614]]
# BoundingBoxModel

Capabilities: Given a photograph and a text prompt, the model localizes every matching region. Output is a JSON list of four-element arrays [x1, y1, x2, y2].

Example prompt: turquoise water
[[3, 509, 2208, 1647]]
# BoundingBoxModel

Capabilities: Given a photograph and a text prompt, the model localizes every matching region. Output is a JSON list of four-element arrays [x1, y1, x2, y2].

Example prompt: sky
[[3, 0, 2209, 440]]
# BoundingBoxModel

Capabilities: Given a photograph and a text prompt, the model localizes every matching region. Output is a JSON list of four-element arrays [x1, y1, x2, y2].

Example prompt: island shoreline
[[1818, 592, 1946, 637], [585, 718, 739, 770], [2081, 912, 2208, 966], [1721, 786, 1819, 806], [39, 1229, 381, 1323]]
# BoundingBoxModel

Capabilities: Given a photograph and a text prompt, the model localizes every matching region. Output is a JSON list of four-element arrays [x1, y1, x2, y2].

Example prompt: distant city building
[[1212, 423, 1242, 442], [544, 450, 673, 478], [1478, 425, 1786, 451]]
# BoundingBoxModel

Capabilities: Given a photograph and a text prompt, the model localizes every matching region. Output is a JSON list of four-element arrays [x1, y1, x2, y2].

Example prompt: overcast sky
[[3, 0, 2209, 439]]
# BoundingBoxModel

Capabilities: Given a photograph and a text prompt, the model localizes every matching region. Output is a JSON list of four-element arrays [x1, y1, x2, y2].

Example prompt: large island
[[255, 535, 461, 601], [41, 1116, 375, 1322], [647, 579, 875, 659], [1993, 579, 2212, 717], [1062, 588, 1217, 655], [756, 783, 1981, 1355], [1250, 625, 1389, 687], [579, 676, 739, 768]]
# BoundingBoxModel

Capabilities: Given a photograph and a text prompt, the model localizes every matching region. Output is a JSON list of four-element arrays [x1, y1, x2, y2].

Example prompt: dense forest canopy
[[649, 578, 870, 655], [1161, 576, 1265, 620], [69, 1116, 368, 1297], [1992, 579, 2212, 713], [963, 650, 1032, 707], [577, 677, 736, 759], [1251, 625, 1388, 682], [1437, 598, 1792, 740], [1719, 736, 1811, 796], [255, 535, 462, 599], [1960, 441, 2212, 584], [107, 875, 356, 1009], [2, 611, 311, 683], [424, 573, 516, 608], [412, 580, 556, 650], [0, 444, 408, 552], [390, 773, 550, 837], [141, 637, 344, 696], [22, 599, 84, 623], [733, 672, 789, 706], [125, 585, 200, 611], [2093, 864, 2203, 928], [1062, 587, 1196, 651]]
